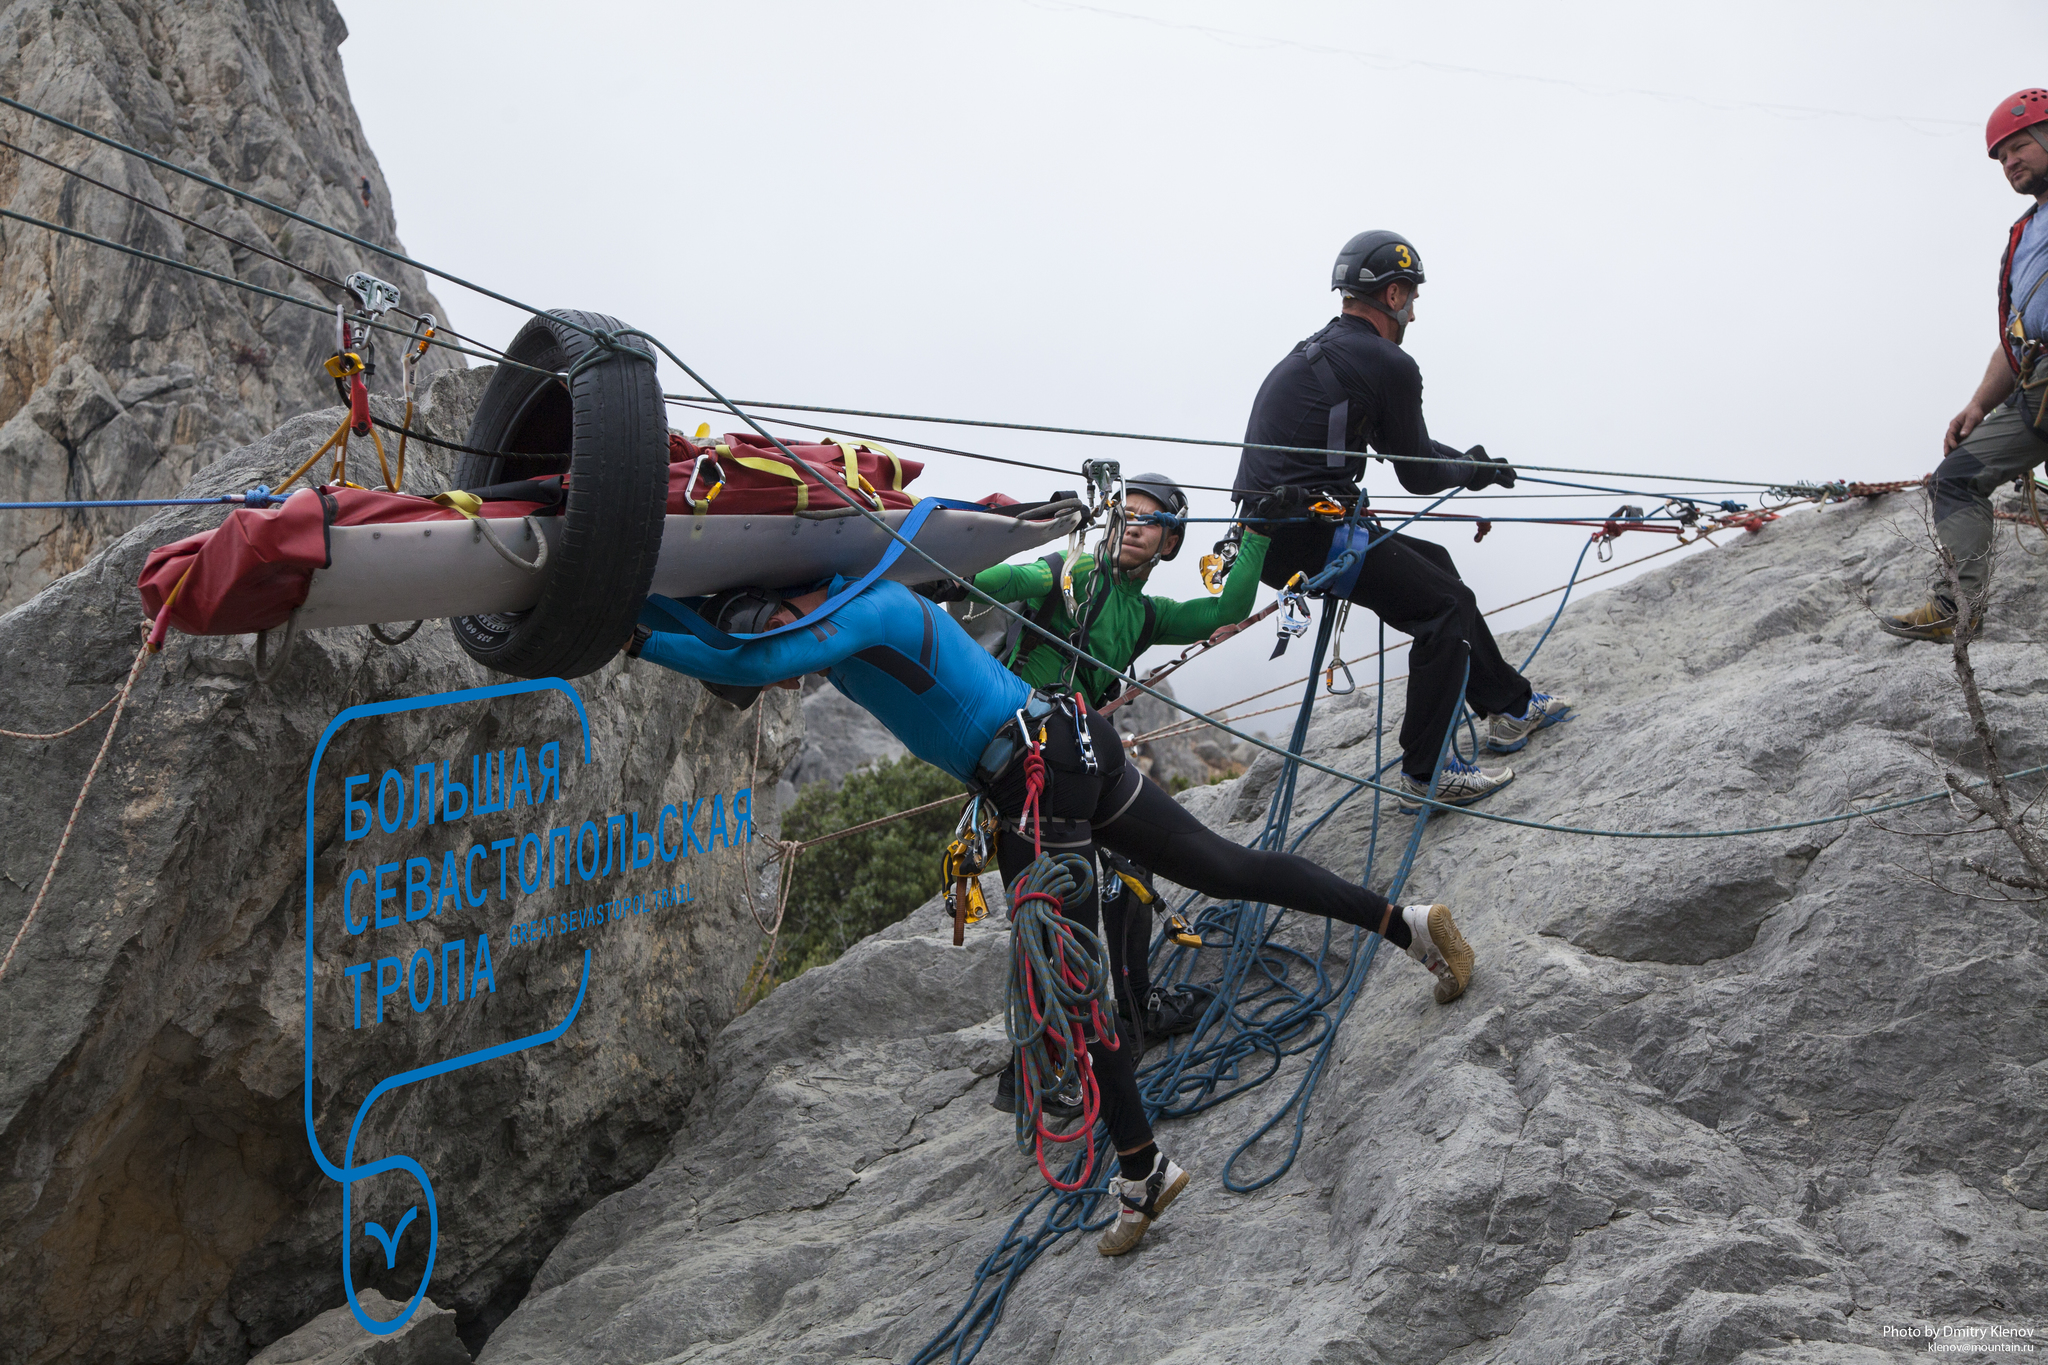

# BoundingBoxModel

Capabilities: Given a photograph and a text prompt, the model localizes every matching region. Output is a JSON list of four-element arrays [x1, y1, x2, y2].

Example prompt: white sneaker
[[1397, 757, 1513, 811], [1097, 1151, 1190, 1256], [1403, 903, 1474, 1004], [1486, 692, 1573, 753]]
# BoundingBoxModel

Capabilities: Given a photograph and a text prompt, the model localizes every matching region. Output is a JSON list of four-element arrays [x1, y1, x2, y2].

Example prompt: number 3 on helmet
[[1330, 230, 1426, 295]]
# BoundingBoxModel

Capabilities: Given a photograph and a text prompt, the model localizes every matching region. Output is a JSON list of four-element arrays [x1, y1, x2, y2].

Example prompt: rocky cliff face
[[0, 374, 799, 1365], [0, 0, 460, 611], [466, 494, 2048, 1364]]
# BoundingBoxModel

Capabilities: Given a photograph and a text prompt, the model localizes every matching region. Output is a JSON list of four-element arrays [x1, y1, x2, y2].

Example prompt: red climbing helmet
[[1986, 88, 2048, 157]]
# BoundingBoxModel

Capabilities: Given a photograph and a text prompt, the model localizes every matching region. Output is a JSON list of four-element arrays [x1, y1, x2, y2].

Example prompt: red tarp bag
[[137, 486, 552, 636], [666, 432, 923, 515]]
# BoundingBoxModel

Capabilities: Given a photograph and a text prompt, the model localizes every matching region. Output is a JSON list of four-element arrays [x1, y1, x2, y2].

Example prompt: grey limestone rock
[[0, 0, 462, 610], [249, 1290, 470, 1365], [0, 375, 801, 1364], [783, 680, 909, 792], [473, 493, 2048, 1363]]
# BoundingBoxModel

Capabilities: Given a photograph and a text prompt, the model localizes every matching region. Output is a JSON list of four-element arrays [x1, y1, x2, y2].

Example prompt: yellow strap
[[1115, 870, 1154, 905], [836, 438, 904, 491], [726, 452, 810, 511], [432, 490, 483, 520], [832, 441, 884, 508]]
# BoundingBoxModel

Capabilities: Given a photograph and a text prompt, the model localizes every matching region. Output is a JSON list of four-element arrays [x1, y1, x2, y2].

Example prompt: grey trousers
[[1930, 396, 2048, 602]]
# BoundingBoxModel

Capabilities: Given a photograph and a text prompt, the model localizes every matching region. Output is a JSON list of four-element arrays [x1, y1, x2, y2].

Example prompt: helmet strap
[[1352, 292, 1413, 341]]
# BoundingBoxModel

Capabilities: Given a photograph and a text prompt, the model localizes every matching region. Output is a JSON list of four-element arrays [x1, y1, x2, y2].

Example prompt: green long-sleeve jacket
[[972, 532, 1270, 706]]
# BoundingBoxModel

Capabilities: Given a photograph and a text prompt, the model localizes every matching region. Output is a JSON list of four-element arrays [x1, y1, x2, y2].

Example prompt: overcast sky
[[336, 0, 2044, 724]]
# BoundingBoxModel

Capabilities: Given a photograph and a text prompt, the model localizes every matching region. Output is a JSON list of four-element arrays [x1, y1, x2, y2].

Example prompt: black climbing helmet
[[1330, 230, 1425, 297], [703, 586, 787, 637], [692, 587, 791, 709], [1124, 473, 1188, 560]]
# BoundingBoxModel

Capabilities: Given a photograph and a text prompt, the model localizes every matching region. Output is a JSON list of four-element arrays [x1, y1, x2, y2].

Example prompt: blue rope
[[910, 489, 1800, 1357], [0, 485, 288, 511], [1519, 537, 1597, 671]]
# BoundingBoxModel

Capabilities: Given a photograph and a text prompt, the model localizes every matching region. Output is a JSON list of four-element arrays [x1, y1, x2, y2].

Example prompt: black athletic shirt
[[1232, 314, 1477, 504]]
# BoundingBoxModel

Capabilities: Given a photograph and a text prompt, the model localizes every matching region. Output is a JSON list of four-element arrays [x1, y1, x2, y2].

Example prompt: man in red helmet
[[1881, 89, 2048, 641]]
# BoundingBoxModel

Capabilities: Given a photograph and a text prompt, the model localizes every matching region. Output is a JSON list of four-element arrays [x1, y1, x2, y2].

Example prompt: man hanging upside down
[[628, 574, 1475, 1256]]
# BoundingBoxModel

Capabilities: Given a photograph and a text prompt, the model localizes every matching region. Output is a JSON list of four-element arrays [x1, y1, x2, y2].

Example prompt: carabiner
[[401, 313, 436, 402]]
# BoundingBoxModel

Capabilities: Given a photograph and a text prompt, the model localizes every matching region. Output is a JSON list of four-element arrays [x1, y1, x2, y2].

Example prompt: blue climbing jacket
[[636, 580, 1033, 784]]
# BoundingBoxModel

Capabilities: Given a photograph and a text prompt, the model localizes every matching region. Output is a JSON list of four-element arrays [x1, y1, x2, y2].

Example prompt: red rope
[[1011, 884, 1104, 1189]]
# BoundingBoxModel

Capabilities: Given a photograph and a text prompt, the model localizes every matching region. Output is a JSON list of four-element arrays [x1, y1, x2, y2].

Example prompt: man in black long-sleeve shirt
[[1232, 230, 1572, 808]]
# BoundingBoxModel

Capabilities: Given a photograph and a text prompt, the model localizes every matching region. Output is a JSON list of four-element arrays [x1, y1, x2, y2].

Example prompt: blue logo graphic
[[302, 679, 593, 1338], [364, 1206, 419, 1268]]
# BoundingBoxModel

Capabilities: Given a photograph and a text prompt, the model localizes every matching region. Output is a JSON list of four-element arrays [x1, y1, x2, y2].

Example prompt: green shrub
[[768, 755, 967, 987]]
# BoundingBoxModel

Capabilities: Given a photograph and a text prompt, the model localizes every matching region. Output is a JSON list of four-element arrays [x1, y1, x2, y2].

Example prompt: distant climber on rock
[[922, 472, 1269, 1051], [627, 576, 1475, 1255], [358, 175, 372, 208], [1881, 88, 2048, 642], [1232, 230, 1572, 808]]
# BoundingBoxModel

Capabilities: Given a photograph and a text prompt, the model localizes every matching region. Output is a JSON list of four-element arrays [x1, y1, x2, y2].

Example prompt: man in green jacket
[[954, 474, 1268, 1084], [973, 474, 1269, 708]]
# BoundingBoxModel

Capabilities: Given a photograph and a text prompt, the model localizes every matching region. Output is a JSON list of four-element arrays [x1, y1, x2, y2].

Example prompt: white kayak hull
[[292, 506, 1078, 632]]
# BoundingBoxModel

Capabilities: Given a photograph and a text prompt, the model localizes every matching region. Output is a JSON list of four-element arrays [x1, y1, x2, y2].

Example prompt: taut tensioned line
[[1, 90, 2014, 1360]]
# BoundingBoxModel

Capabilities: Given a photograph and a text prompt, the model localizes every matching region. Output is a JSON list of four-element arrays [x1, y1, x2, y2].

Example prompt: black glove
[[1462, 445, 1516, 491], [1251, 485, 1315, 522], [914, 577, 971, 603], [624, 623, 653, 659]]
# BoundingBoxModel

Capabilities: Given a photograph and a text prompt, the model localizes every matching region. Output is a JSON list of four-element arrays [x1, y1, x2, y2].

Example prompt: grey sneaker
[[1403, 903, 1474, 1004], [1098, 1151, 1190, 1256], [1397, 757, 1513, 811], [1486, 692, 1573, 753]]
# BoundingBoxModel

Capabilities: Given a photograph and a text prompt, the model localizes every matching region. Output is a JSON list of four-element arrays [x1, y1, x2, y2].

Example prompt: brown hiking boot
[[1877, 599, 1979, 643]]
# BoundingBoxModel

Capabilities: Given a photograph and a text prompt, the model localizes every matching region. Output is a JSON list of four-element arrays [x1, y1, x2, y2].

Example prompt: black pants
[[988, 704, 1394, 1151], [1098, 855, 1154, 1033], [1264, 523, 1533, 779]]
